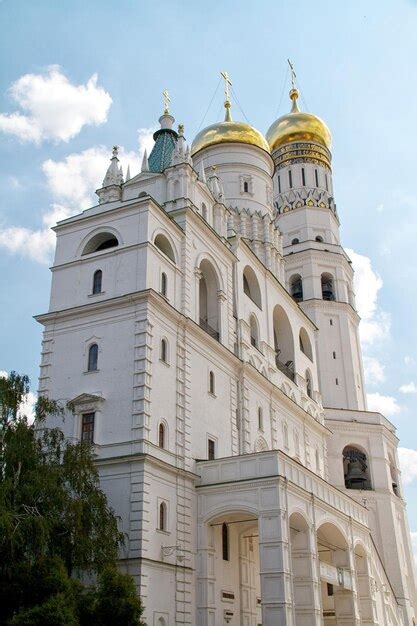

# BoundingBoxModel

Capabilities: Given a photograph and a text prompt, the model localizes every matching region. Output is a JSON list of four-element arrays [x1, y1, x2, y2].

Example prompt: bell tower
[[267, 81, 366, 411]]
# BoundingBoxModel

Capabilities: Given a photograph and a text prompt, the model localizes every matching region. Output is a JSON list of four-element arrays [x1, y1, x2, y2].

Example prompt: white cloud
[[399, 382, 417, 394], [363, 356, 385, 386], [398, 448, 417, 486], [346, 248, 390, 346], [0, 129, 155, 263], [376, 203, 384, 212], [0, 66, 112, 144], [404, 355, 415, 366], [18, 391, 37, 423], [367, 392, 401, 417]]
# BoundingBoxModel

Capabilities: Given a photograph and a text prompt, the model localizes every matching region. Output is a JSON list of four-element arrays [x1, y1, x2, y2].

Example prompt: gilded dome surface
[[191, 104, 269, 156], [266, 89, 331, 152]]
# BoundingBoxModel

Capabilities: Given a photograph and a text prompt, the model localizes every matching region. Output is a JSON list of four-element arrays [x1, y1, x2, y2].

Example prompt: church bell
[[345, 457, 367, 487]]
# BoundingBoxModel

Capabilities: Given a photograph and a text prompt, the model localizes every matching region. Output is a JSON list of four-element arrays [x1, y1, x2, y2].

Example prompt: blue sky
[[1, 0, 417, 550]]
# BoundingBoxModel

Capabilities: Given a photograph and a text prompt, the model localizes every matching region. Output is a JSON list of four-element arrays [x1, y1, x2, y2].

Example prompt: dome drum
[[273, 141, 332, 171]]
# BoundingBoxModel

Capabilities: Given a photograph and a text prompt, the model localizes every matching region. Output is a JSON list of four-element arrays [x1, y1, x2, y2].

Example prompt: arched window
[[161, 272, 167, 297], [249, 315, 259, 349], [343, 445, 372, 490], [82, 232, 118, 255], [154, 234, 176, 263], [160, 338, 168, 363], [299, 328, 313, 360], [209, 370, 215, 395], [199, 259, 220, 341], [87, 344, 98, 372], [222, 523, 229, 561], [92, 269, 102, 294], [243, 181, 249, 193], [321, 273, 335, 301], [291, 238, 299, 245], [159, 502, 167, 531], [305, 369, 313, 398], [273, 305, 295, 381], [290, 274, 303, 302], [258, 406, 263, 431], [242, 266, 262, 308], [158, 423, 165, 449], [315, 235, 324, 243]]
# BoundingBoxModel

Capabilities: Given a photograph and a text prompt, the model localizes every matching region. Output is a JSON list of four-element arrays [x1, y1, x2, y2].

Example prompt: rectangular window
[[288, 170, 293, 188], [278, 175, 281, 193], [301, 168, 306, 186], [329, 319, 333, 326], [333, 351, 336, 359], [335, 378, 339, 385], [327, 583, 334, 596], [315, 169, 319, 187], [81, 412, 95, 443], [208, 438, 215, 460]]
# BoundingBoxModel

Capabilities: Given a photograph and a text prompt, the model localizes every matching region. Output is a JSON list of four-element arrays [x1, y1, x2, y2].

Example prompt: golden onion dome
[[191, 102, 270, 156], [266, 88, 331, 153]]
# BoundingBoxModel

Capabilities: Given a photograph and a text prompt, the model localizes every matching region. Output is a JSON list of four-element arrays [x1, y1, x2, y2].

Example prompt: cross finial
[[112, 145, 119, 158], [162, 89, 171, 114], [287, 59, 297, 90], [220, 71, 232, 106]]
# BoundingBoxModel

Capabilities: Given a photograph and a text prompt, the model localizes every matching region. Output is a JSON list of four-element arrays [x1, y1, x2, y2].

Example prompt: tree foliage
[[0, 372, 145, 625]]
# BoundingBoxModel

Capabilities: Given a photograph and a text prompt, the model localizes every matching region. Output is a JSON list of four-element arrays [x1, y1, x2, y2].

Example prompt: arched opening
[[209, 370, 215, 395], [343, 445, 372, 490], [317, 522, 354, 624], [305, 369, 313, 398], [290, 274, 303, 302], [161, 272, 167, 297], [87, 344, 98, 372], [158, 423, 165, 449], [249, 314, 260, 349], [315, 235, 324, 242], [321, 272, 335, 301], [243, 181, 249, 193], [199, 259, 220, 341], [154, 233, 176, 263], [243, 266, 262, 309], [273, 305, 295, 381], [82, 232, 118, 255], [92, 269, 102, 294], [299, 327, 313, 360], [159, 502, 167, 531], [389, 454, 400, 496], [291, 237, 299, 245], [160, 338, 168, 363]]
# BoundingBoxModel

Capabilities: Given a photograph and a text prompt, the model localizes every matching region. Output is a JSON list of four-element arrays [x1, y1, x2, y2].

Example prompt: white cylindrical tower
[[267, 88, 366, 411]]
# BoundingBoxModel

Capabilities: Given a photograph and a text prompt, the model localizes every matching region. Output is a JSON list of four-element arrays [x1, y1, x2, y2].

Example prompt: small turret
[[96, 146, 124, 204]]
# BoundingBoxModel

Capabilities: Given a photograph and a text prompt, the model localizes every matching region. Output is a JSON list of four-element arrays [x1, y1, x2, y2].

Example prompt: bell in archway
[[345, 458, 367, 487]]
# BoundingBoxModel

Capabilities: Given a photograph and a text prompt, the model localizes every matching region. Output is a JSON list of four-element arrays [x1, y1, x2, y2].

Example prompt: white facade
[[36, 94, 416, 626]]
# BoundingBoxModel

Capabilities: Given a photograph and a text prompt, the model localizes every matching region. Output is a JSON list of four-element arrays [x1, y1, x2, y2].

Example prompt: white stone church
[[37, 74, 417, 626]]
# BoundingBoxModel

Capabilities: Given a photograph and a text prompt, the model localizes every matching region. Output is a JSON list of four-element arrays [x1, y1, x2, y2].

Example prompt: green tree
[[0, 372, 145, 625]]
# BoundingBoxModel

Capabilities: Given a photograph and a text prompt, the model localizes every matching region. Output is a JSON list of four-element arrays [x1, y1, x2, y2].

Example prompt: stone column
[[196, 522, 216, 626], [333, 546, 361, 626], [258, 510, 293, 626], [290, 526, 322, 626]]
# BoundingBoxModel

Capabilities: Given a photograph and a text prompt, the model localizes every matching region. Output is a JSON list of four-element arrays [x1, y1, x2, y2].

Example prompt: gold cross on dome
[[220, 71, 232, 104], [287, 59, 297, 90], [162, 89, 171, 114]]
